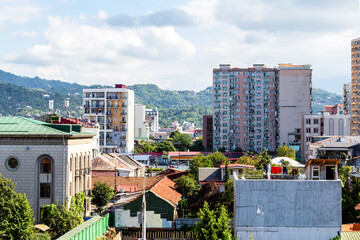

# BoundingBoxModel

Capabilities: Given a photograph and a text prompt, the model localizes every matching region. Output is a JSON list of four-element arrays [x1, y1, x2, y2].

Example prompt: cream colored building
[[83, 84, 134, 154], [0, 116, 99, 222], [134, 104, 149, 139]]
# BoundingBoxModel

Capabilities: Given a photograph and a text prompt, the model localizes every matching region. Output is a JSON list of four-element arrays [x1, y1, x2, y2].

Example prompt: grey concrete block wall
[[234, 180, 342, 240]]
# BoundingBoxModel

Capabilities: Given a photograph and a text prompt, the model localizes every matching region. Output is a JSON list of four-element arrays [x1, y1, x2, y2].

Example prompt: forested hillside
[[0, 69, 343, 127]]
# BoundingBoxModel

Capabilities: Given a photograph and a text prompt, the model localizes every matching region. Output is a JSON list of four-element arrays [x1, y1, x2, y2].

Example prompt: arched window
[[339, 119, 344, 135], [329, 119, 334, 135], [40, 158, 51, 173]]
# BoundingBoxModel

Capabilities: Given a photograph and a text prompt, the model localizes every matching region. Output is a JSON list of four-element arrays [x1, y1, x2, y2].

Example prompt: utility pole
[[141, 173, 146, 240]]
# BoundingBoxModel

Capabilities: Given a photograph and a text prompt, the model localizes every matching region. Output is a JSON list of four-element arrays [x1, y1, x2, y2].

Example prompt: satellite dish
[[120, 188, 124, 193]]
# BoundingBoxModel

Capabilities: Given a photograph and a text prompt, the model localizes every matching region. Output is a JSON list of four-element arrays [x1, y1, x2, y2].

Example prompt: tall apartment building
[[213, 64, 278, 153], [351, 37, 360, 135], [343, 83, 352, 115], [212, 64, 312, 153], [145, 108, 159, 136], [203, 115, 213, 150], [83, 84, 134, 154]]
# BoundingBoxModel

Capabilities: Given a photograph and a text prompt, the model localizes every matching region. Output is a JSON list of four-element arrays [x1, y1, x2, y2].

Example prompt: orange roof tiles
[[92, 176, 164, 191], [151, 177, 182, 206]]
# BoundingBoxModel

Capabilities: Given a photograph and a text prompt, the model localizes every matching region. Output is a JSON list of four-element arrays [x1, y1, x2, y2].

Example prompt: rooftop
[[0, 116, 94, 138]]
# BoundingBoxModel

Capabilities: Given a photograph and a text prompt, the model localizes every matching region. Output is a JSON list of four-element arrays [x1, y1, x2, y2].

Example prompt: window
[[314, 128, 319, 133], [312, 166, 320, 180], [40, 183, 51, 198], [306, 128, 311, 133], [40, 159, 51, 173], [6, 157, 19, 171], [306, 119, 311, 124], [314, 119, 319, 124]]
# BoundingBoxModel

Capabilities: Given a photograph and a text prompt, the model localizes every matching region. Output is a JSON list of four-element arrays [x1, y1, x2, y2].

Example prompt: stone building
[[0, 116, 99, 221]]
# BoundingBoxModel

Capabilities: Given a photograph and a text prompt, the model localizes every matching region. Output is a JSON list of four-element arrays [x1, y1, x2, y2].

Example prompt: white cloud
[[12, 30, 38, 38], [4, 16, 196, 88], [0, 0, 42, 27]]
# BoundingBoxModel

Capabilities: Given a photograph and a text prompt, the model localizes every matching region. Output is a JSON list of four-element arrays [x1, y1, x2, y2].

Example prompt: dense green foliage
[[340, 166, 360, 223], [0, 174, 35, 240], [91, 182, 114, 212], [158, 106, 212, 128], [175, 175, 200, 197], [41, 193, 85, 238], [193, 202, 232, 240], [277, 145, 296, 159], [0, 82, 82, 117], [170, 130, 193, 150]]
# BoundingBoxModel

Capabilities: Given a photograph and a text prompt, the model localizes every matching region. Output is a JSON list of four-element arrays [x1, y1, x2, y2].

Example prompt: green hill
[[0, 69, 343, 127]]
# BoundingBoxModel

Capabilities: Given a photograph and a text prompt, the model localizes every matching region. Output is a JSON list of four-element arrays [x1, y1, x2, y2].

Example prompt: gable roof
[[151, 177, 181, 207], [92, 154, 132, 171], [92, 176, 164, 191], [0, 116, 94, 138]]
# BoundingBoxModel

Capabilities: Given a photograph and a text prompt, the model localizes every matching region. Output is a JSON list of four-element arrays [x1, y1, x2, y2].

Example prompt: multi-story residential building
[[278, 64, 312, 147], [83, 84, 134, 154], [213, 64, 278, 153], [134, 104, 149, 139], [343, 83, 352, 115], [351, 37, 360, 135], [301, 113, 351, 161], [145, 108, 159, 136], [0, 116, 99, 221], [212, 63, 312, 153]]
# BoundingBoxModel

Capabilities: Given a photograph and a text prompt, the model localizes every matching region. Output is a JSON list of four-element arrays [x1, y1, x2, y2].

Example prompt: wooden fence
[[120, 230, 195, 240]]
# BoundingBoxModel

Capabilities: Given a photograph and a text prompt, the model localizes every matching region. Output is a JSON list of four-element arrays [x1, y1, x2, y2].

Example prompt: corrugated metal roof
[[342, 231, 360, 240], [0, 116, 93, 136]]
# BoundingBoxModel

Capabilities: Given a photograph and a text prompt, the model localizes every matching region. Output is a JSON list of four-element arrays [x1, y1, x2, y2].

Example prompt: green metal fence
[[57, 214, 109, 240]]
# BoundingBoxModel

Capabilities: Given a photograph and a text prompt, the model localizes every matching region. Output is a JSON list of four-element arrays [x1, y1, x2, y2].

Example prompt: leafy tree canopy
[[0, 174, 35, 240], [175, 175, 200, 197], [277, 145, 296, 159], [91, 182, 114, 213]]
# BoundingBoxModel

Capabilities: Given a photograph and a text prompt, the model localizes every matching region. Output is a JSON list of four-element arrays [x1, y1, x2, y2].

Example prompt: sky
[[1, 0, 360, 94]]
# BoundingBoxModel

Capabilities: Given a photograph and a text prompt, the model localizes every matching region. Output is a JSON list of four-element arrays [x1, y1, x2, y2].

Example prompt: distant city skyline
[[1, 0, 360, 94]]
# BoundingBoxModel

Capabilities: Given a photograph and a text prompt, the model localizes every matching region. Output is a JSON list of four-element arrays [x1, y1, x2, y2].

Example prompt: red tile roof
[[151, 177, 182, 206], [92, 176, 163, 191]]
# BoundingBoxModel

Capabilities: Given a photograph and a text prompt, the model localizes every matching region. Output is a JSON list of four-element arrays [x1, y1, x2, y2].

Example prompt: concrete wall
[[279, 67, 312, 146], [234, 179, 341, 240]]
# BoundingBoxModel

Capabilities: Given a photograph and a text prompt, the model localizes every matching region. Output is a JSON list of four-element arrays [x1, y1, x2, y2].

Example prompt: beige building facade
[[0, 117, 99, 222]]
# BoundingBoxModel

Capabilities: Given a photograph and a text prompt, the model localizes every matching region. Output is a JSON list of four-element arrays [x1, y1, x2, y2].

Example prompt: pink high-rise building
[[213, 64, 312, 153]]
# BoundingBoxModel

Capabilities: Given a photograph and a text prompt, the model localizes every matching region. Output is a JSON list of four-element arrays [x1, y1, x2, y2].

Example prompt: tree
[[207, 152, 227, 167], [41, 192, 85, 238], [194, 202, 233, 240], [188, 181, 222, 213], [0, 174, 35, 240], [194, 202, 217, 240], [173, 133, 193, 151], [222, 179, 234, 214], [91, 182, 114, 212], [277, 145, 296, 159], [256, 149, 272, 170], [141, 142, 155, 153], [155, 141, 176, 152], [190, 138, 204, 151], [340, 166, 360, 223], [175, 175, 200, 197], [237, 154, 257, 166], [216, 205, 233, 240]]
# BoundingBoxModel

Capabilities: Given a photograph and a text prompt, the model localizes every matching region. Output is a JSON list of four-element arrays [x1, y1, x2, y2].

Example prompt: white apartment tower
[[83, 84, 134, 154], [134, 104, 149, 139]]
